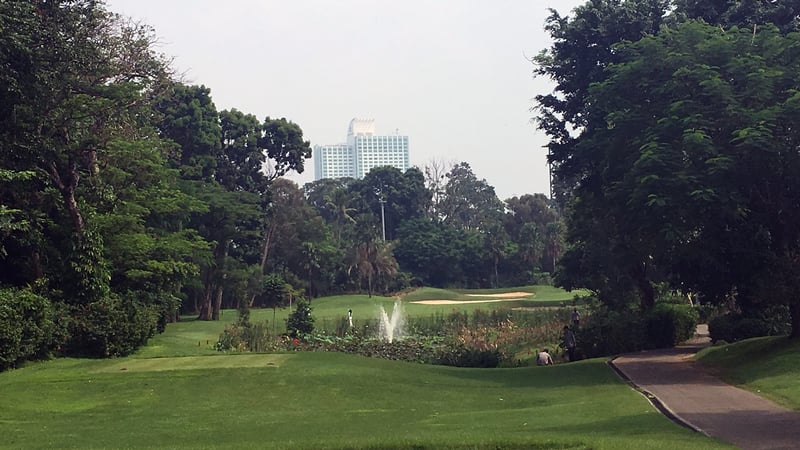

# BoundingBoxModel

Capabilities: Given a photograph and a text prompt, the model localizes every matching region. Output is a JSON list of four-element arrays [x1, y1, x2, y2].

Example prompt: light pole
[[375, 187, 386, 241]]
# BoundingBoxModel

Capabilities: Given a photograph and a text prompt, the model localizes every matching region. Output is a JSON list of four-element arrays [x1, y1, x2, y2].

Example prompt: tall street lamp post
[[375, 187, 386, 241]]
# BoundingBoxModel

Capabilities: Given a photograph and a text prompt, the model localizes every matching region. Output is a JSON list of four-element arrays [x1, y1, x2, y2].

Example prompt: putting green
[[93, 354, 291, 373]]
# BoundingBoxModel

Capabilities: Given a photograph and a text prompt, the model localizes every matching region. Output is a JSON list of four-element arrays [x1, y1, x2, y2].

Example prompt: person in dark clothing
[[563, 325, 577, 362]]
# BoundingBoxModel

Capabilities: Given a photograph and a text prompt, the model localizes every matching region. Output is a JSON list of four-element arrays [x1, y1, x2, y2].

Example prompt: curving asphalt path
[[610, 325, 800, 450]]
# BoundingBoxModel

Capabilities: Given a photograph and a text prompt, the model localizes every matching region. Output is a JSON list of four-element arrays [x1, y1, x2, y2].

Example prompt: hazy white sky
[[106, 0, 585, 200]]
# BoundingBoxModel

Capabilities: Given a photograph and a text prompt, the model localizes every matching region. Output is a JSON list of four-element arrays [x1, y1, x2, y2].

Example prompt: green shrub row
[[217, 305, 570, 367], [576, 303, 698, 358], [1, 287, 168, 370], [61, 292, 160, 358], [217, 331, 508, 368], [708, 306, 790, 343], [0, 288, 54, 370]]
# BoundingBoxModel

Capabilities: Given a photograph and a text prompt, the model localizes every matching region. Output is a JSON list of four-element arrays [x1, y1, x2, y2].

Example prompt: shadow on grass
[[439, 358, 618, 389], [93, 354, 292, 373], [334, 444, 588, 450]]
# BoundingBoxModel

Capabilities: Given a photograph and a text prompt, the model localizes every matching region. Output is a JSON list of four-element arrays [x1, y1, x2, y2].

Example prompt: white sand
[[411, 298, 526, 305], [464, 292, 532, 298]]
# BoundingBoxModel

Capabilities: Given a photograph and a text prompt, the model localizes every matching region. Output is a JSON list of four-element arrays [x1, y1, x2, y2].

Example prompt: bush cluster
[[645, 303, 698, 348], [0, 288, 54, 370], [576, 302, 698, 358], [708, 306, 790, 343], [286, 299, 314, 338], [61, 292, 159, 358], [305, 335, 504, 368]]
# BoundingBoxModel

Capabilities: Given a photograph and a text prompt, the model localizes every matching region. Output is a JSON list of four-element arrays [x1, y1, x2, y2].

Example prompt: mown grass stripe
[[93, 354, 291, 373]]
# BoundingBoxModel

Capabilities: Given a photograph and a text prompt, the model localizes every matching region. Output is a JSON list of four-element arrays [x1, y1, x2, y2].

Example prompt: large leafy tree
[[394, 218, 464, 286], [558, 19, 800, 335], [262, 179, 338, 297], [586, 22, 800, 336], [353, 166, 430, 241], [261, 117, 313, 180], [504, 194, 561, 279], [439, 162, 504, 231], [154, 84, 312, 320], [673, 0, 800, 32], [534, 0, 670, 208], [0, 1, 169, 300], [155, 83, 222, 180], [153, 83, 226, 319], [536, 2, 800, 310], [93, 139, 209, 327], [0, 0, 210, 357], [533, 0, 703, 308]]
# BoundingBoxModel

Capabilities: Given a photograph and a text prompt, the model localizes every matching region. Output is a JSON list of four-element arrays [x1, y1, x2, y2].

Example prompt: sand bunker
[[411, 292, 533, 305], [412, 298, 526, 305], [465, 292, 533, 298]]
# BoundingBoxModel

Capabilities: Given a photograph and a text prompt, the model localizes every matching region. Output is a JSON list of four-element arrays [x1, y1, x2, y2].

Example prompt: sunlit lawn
[[696, 335, 800, 410], [0, 352, 732, 449], [0, 286, 737, 449]]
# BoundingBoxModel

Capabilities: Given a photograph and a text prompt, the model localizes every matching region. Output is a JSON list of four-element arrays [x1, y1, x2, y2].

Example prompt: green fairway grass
[[0, 286, 735, 449], [696, 335, 800, 410], [94, 354, 291, 373], [0, 352, 732, 449]]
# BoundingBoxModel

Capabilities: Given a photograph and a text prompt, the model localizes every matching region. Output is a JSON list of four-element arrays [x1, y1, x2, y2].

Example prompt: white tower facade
[[313, 144, 356, 179], [314, 118, 410, 180]]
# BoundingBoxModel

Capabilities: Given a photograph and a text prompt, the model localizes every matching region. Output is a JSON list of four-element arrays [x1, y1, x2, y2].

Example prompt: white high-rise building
[[314, 118, 410, 180], [313, 144, 356, 179]]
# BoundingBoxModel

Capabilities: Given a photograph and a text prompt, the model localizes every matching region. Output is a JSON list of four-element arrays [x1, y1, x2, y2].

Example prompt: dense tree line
[[301, 163, 563, 294], [535, 0, 800, 337], [0, 0, 563, 368], [0, 0, 312, 365]]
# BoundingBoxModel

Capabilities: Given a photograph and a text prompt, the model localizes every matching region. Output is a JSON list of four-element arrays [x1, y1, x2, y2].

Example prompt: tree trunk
[[494, 255, 499, 288], [211, 285, 223, 320], [260, 222, 276, 272], [49, 160, 85, 236], [631, 264, 655, 311], [191, 289, 200, 314], [639, 279, 655, 311], [791, 302, 800, 339], [31, 250, 43, 279], [199, 239, 230, 320], [197, 288, 214, 320]]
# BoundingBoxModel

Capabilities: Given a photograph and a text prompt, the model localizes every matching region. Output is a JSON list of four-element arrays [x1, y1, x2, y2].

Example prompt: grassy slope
[[0, 286, 735, 449], [0, 353, 730, 449], [695, 335, 800, 410]]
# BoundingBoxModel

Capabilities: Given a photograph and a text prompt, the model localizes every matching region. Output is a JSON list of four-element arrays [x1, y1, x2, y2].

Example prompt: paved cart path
[[610, 325, 800, 450]]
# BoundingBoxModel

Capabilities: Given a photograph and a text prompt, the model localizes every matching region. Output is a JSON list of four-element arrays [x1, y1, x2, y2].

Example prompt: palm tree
[[518, 222, 544, 274], [484, 222, 509, 288], [347, 240, 398, 297], [325, 187, 357, 243], [544, 221, 565, 274]]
